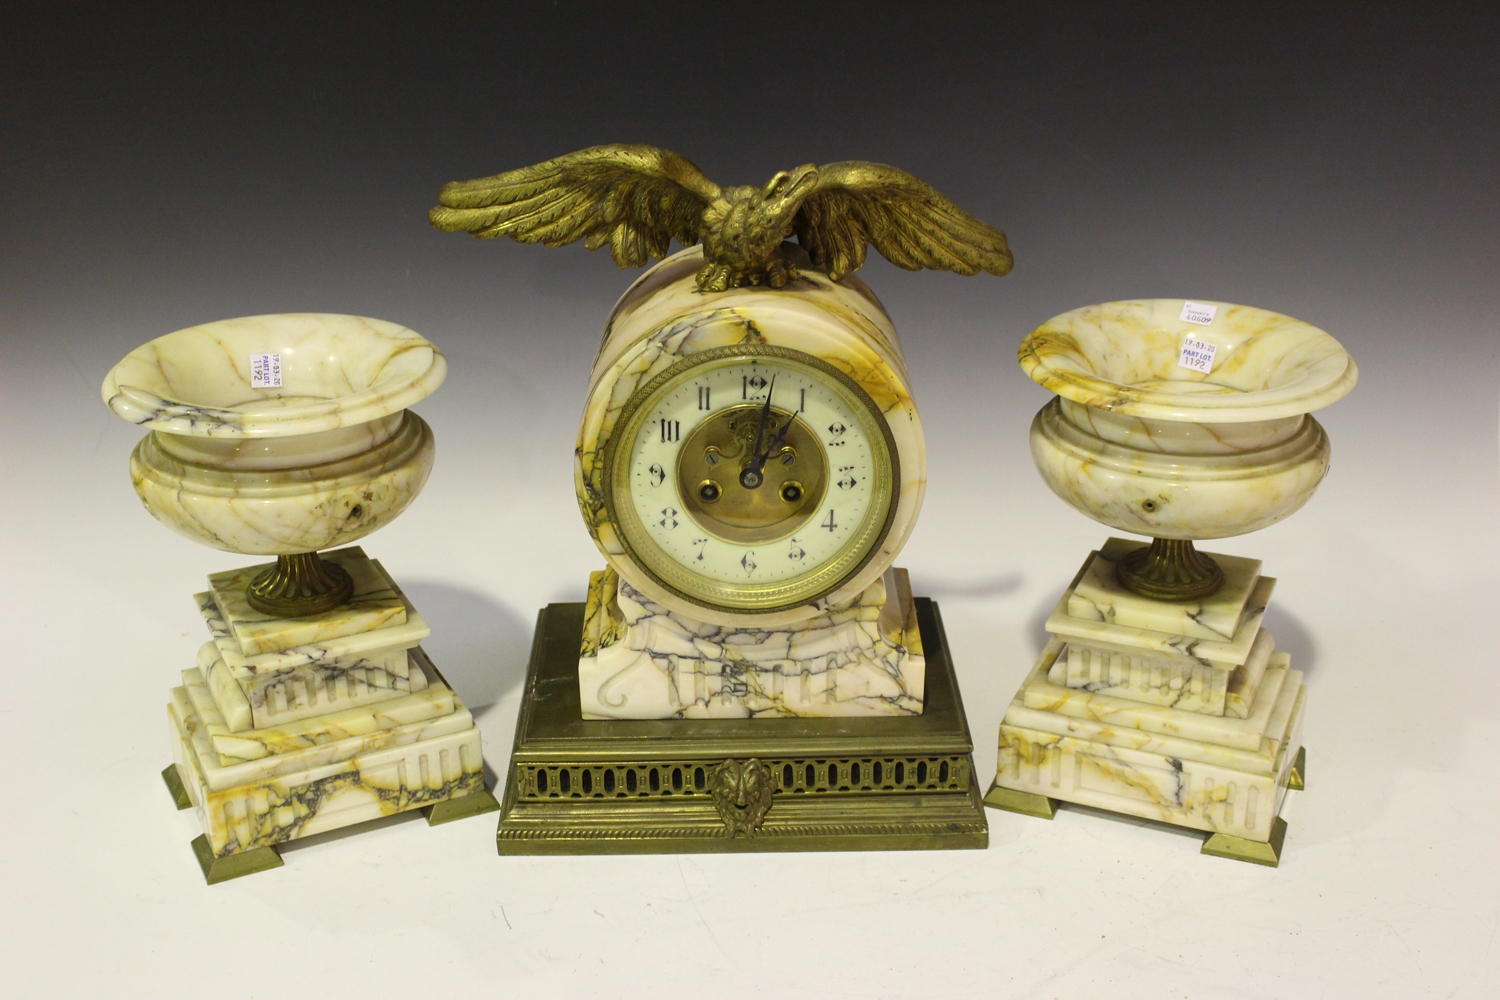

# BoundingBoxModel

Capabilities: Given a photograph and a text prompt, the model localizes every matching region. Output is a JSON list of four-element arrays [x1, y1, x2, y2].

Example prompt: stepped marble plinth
[[194, 549, 431, 731], [578, 566, 925, 719], [987, 541, 1304, 864], [165, 548, 498, 880]]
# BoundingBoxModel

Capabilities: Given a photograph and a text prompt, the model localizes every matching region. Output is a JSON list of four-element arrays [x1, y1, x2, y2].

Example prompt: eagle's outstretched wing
[[793, 162, 1013, 281], [429, 144, 721, 268]]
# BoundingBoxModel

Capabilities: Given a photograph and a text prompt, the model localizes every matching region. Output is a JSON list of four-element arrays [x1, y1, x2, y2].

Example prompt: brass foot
[[1201, 816, 1287, 868], [983, 780, 1058, 819], [1287, 746, 1306, 791], [190, 835, 284, 885], [424, 789, 501, 827], [162, 765, 191, 810]]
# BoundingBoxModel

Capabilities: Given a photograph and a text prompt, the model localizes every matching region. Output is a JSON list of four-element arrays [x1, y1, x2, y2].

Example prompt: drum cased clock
[[574, 244, 928, 719], [430, 145, 1010, 852]]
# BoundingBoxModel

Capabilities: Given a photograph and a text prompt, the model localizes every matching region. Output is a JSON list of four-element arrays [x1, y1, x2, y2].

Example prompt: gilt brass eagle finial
[[429, 144, 1013, 292]]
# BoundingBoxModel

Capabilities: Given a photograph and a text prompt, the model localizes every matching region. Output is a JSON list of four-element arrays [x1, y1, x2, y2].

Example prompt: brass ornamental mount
[[429, 144, 1012, 291], [246, 552, 355, 617], [1116, 538, 1226, 601]]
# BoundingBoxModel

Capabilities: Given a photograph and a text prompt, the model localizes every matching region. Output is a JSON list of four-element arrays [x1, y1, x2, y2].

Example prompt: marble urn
[[986, 298, 1357, 866], [103, 313, 499, 883]]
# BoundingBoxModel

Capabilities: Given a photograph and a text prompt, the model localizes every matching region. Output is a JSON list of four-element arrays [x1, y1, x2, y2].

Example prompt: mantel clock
[[431, 144, 1011, 852]]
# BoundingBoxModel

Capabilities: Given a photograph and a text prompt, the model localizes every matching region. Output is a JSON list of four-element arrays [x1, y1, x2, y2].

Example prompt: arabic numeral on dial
[[821, 509, 838, 533], [659, 507, 679, 529], [743, 374, 767, 399], [660, 419, 679, 443], [787, 539, 805, 561], [741, 551, 757, 574], [648, 463, 665, 488], [837, 465, 858, 490], [697, 386, 711, 410], [692, 537, 708, 561]]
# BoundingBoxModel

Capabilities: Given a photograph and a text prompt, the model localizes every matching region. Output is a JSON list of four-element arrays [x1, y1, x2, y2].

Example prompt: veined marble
[[578, 566, 925, 719], [199, 642, 432, 737], [1018, 299, 1357, 423], [208, 546, 407, 656], [1023, 640, 1297, 773], [1047, 571, 1274, 667], [1069, 538, 1261, 642], [575, 245, 926, 628], [1030, 397, 1330, 540], [1023, 642, 1290, 752], [182, 654, 453, 760], [196, 566, 429, 730], [997, 640, 1304, 841], [197, 571, 429, 679], [1058, 628, 1274, 719], [170, 647, 486, 858], [1019, 300, 1355, 541], [131, 410, 435, 556], [104, 314, 446, 557], [103, 314, 446, 438]]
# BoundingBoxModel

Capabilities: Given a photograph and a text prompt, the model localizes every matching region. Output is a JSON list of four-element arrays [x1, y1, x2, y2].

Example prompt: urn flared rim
[[102, 313, 446, 437], [1019, 299, 1357, 423]]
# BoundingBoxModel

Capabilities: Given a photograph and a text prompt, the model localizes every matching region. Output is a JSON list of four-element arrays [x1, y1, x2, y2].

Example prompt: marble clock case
[[495, 248, 988, 854]]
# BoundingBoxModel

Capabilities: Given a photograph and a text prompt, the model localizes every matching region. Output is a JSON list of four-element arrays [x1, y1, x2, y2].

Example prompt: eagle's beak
[[764, 165, 819, 201]]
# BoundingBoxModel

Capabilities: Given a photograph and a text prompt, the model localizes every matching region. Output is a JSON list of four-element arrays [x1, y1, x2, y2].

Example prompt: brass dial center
[[677, 404, 827, 544]]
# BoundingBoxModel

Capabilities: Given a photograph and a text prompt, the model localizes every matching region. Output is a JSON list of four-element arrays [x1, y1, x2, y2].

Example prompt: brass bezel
[[601, 345, 900, 613]]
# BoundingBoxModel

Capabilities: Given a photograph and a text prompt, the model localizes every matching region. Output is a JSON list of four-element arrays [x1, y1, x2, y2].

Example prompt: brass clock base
[[496, 599, 989, 855]]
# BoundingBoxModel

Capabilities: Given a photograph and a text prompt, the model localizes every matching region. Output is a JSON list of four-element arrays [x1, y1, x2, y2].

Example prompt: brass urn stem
[[1116, 538, 1225, 601], [246, 552, 354, 618]]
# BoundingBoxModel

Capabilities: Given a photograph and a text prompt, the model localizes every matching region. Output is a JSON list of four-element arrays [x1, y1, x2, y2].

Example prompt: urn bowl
[[1021, 299, 1357, 542], [103, 314, 444, 557]]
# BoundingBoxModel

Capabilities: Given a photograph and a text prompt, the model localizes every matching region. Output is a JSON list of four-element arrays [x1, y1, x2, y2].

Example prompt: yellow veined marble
[[1068, 538, 1261, 641], [578, 566, 925, 719], [1019, 299, 1356, 541], [104, 314, 446, 557], [1046, 570, 1275, 667], [1058, 628, 1274, 720], [206, 546, 407, 656], [182, 658, 454, 761], [1019, 299, 1356, 423], [170, 658, 486, 858], [103, 313, 445, 437], [130, 410, 435, 555], [996, 639, 1305, 841], [575, 245, 926, 628]]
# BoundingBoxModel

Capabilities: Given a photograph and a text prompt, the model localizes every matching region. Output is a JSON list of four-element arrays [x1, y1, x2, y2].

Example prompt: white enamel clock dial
[[603, 345, 898, 612]]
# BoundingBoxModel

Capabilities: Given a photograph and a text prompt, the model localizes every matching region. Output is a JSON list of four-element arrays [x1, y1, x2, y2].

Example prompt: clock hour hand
[[758, 409, 797, 464], [741, 375, 776, 489]]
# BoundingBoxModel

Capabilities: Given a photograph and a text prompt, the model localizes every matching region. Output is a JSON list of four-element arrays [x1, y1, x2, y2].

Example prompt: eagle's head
[[755, 163, 820, 226], [705, 164, 820, 269]]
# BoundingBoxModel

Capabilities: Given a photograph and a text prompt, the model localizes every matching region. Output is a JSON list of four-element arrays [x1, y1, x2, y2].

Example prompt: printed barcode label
[[1180, 300, 1218, 325], [250, 353, 283, 388], [1177, 337, 1217, 374]]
